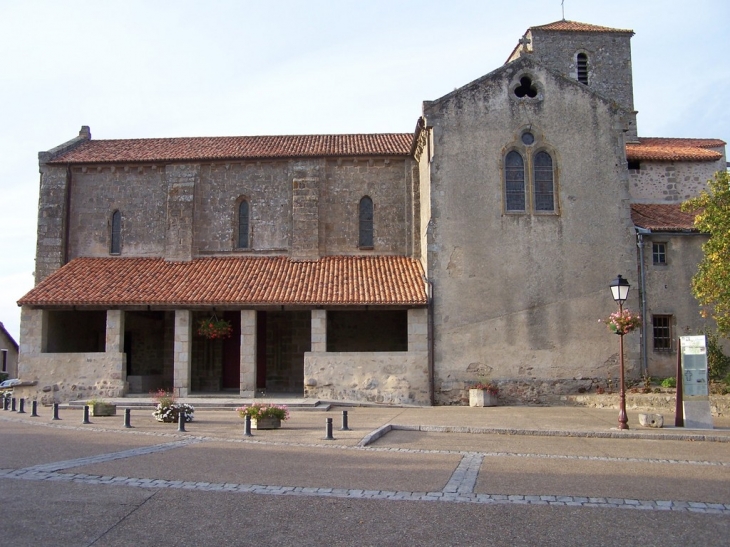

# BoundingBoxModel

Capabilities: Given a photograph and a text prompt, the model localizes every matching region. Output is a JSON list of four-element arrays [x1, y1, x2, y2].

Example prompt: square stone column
[[240, 310, 256, 397], [106, 310, 126, 389], [311, 310, 326, 352], [173, 310, 192, 397], [408, 308, 428, 352]]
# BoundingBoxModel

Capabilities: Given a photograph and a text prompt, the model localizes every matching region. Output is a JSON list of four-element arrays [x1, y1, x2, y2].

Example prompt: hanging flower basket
[[600, 309, 642, 335], [197, 316, 232, 340]]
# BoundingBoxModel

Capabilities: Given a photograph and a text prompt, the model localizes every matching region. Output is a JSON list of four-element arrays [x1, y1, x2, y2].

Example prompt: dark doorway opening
[[256, 310, 309, 394]]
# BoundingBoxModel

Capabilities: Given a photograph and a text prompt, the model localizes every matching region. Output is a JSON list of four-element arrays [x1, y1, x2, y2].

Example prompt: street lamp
[[610, 274, 630, 430]]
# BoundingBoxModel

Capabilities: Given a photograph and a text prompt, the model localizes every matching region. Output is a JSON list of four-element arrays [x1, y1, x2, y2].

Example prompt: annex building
[[16, 20, 727, 406]]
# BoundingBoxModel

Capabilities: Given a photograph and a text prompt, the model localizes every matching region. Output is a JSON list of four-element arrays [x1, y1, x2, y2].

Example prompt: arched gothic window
[[576, 53, 588, 85], [533, 151, 554, 211], [110, 210, 122, 254], [238, 200, 250, 249], [359, 196, 374, 249], [504, 151, 526, 212]]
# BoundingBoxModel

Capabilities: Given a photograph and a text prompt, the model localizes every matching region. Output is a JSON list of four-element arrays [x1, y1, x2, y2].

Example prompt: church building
[[16, 20, 727, 405]]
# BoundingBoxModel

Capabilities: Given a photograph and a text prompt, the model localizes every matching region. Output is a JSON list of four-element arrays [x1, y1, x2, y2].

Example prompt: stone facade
[[17, 19, 727, 406]]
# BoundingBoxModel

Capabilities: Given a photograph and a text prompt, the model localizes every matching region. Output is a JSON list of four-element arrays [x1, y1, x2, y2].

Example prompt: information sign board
[[679, 335, 713, 429]]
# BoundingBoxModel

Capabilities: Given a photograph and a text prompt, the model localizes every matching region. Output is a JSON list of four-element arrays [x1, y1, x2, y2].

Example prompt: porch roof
[[18, 256, 428, 307], [630, 203, 698, 232]]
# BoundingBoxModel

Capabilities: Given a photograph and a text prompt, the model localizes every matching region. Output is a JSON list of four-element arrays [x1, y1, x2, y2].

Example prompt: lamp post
[[610, 275, 630, 430]]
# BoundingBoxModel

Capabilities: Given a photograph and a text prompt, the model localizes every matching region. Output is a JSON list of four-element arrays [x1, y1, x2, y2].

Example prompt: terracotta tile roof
[[47, 134, 414, 164], [530, 20, 633, 34], [626, 138, 725, 162], [18, 256, 428, 307], [631, 203, 698, 232]]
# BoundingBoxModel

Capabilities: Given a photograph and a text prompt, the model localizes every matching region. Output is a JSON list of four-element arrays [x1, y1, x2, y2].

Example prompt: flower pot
[[252, 417, 282, 430], [469, 389, 498, 407], [90, 403, 116, 417]]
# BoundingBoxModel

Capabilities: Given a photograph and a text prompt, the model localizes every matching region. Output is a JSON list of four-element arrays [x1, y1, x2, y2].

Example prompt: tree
[[681, 170, 730, 336]]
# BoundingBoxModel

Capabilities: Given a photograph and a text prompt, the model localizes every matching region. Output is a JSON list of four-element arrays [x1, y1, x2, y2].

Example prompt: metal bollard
[[340, 410, 351, 431], [30, 400, 39, 417], [124, 408, 132, 428], [177, 414, 186, 432], [52, 403, 60, 420], [3, 395, 9, 410], [243, 415, 253, 437], [11, 397, 17, 412], [82, 405, 91, 424], [18, 398, 25, 414], [324, 417, 334, 440]]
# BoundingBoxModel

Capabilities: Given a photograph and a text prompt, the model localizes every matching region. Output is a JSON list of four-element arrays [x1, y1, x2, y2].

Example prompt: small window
[[514, 76, 538, 98], [505, 151, 526, 212], [533, 151, 554, 212], [576, 53, 588, 85], [652, 242, 667, 265], [110, 210, 122, 254], [627, 160, 641, 171], [238, 200, 250, 249], [653, 315, 672, 351], [1, 349, 7, 372], [359, 196, 374, 249]]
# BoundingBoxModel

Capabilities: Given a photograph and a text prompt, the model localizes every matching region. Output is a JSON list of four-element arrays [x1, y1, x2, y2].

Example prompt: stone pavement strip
[[2, 415, 729, 516]]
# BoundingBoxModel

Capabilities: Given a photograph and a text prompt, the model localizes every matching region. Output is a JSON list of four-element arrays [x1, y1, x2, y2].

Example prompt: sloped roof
[[530, 20, 634, 34], [631, 203, 698, 232], [47, 134, 414, 164], [18, 256, 428, 307], [627, 137, 725, 162]]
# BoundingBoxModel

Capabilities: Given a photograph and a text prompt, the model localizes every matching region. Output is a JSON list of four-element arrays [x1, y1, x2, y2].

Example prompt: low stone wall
[[564, 392, 730, 417], [304, 351, 429, 405], [15, 352, 126, 404]]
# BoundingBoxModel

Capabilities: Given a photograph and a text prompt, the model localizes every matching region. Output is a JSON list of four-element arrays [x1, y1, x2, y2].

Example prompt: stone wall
[[423, 57, 638, 405], [303, 351, 429, 404], [629, 159, 726, 203]]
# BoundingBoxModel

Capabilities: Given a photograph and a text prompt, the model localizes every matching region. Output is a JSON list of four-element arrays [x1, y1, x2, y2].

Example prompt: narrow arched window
[[505, 151, 525, 212], [576, 53, 588, 85], [359, 196, 374, 249], [238, 200, 250, 249], [533, 151, 554, 211], [110, 210, 122, 254]]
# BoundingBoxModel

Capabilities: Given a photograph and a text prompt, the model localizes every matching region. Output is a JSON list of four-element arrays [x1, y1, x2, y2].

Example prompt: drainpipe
[[636, 227, 650, 376], [425, 278, 435, 406]]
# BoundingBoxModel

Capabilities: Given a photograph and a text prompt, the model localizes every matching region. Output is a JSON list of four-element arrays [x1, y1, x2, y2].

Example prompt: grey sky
[[1, 0, 728, 341]]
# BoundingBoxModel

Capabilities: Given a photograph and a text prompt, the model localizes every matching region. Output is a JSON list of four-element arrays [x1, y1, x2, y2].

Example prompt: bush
[[661, 377, 676, 388], [704, 330, 730, 380]]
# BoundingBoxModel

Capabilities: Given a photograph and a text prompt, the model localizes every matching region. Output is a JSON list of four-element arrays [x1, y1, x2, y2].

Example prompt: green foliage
[[661, 377, 676, 388], [682, 171, 730, 336], [0, 372, 8, 383], [704, 330, 730, 381]]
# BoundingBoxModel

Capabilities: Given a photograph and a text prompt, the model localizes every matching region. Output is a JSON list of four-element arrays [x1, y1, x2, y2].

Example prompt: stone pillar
[[164, 164, 199, 262], [106, 310, 126, 390], [240, 310, 256, 397], [291, 177, 319, 260], [311, 310, 326, 352], [408, 308, 428, 352], [173, 310, 192, 397]]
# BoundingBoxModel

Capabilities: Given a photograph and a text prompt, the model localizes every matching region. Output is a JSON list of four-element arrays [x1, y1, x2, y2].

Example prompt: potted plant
[[236, 403, 290, 429], [600, 309, 641, 335], [151, 389, 194, 423], [86, 398, 117, 417], [468, 381, 499, 407], [197, 315, 233, 340]]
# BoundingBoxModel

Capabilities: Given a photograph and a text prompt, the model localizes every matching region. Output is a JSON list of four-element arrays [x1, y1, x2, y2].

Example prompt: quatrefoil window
[[514, 76, 538, 98]]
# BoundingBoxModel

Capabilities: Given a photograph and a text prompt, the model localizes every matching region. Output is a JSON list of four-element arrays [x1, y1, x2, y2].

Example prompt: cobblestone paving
[[2, 417, 729, 515]]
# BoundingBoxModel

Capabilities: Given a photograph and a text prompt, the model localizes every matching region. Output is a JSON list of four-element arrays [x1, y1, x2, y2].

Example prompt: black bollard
[[18, 398, 25, 414], [52, 403, 60, 420], [243, 415, 253, 437], [325, 417, 334, 440], [2, 395, 8, 410], [30, 400, 39, 417], [11, 397, 17, 412], [124, 408, 132, 428], [340, 410, 351, 431], [82, 405, 91, 424], [177, 413, 186, 432]]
